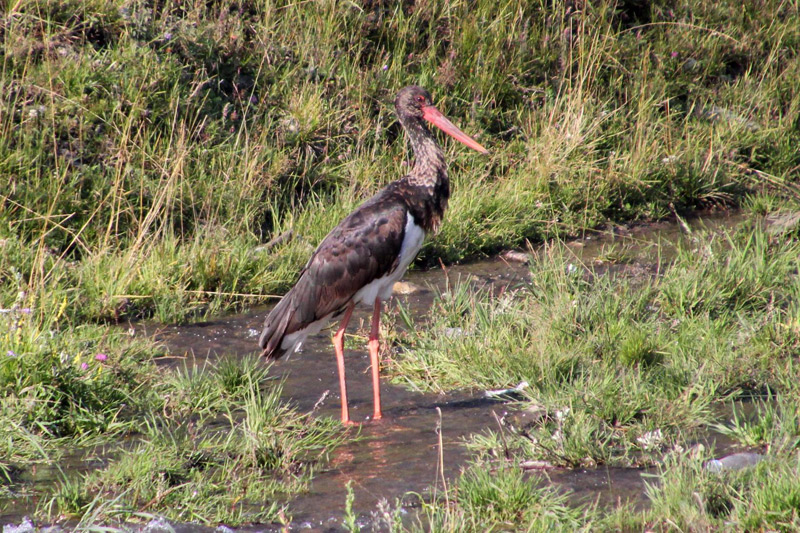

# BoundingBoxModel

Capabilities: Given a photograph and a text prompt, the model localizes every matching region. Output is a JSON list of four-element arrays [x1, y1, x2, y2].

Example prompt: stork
[[259, 86, 488, 424]]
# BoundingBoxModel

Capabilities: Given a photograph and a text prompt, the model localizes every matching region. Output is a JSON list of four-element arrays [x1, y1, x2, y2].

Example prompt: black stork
[[258, 86, 488, 424]]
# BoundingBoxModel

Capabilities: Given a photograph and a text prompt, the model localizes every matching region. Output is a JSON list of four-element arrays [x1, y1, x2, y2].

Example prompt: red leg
[[369, 299, 383, 420], [333, 303, 356, 425]]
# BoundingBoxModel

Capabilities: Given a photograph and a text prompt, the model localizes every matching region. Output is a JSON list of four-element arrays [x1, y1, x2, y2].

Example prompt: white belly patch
[[354, 212, 425, 306]]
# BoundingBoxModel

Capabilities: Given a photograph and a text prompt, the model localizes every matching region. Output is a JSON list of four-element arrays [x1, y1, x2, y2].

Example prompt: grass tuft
[[39, 360, 344, 525], [409, 462, 589, 532]]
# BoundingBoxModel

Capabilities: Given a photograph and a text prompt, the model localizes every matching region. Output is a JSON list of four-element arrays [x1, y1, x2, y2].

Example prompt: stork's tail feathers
[[258, 293, 296, 360]]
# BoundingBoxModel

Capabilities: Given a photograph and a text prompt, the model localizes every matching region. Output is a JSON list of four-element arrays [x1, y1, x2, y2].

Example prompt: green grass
[[385, 363, 800, 531], [3, 0, 800, 528], [3, 0, 800, 324], [376, 450, 800, 531], [388, 221, 800, 469], [0, 298, 164, 471], [603, 449, 800, 531], [395, 462, 591, 532], [380, 217, 800, 529], [713, 391, 800, 452], [0, 300, 345, 524], [36, 356, 345, 525]]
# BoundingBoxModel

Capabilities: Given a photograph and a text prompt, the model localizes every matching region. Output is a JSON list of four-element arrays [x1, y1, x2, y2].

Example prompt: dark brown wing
[[259, 189, 408, 358]]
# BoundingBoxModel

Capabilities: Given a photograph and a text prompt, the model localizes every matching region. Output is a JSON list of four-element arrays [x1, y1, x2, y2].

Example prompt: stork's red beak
[[422, 105, 489, 154]]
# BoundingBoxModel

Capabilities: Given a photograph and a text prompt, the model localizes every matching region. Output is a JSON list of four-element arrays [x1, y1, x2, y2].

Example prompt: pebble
[[506, 405, 548, 429], [520, 459, 555, 470], [501, 250, 530, 264], [142, 517, 176, 533], [705, 452, 765, 473], [392, 281, 423, 295], [3, 517, 34, 533], [442, 327, 468, 338]]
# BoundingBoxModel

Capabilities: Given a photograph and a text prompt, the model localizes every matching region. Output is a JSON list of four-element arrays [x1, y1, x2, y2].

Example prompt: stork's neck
[[397, 115, 450, 233], [401, 116, 448, 189]]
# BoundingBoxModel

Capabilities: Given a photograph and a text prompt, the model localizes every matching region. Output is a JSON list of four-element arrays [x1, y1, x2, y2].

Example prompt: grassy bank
[[384, 217, 800, 530], [388, 220, 800, 466], [42, 356, 345, 526], [3, 0, 799, 324], [389, 446, 800, 531], [0, 304, 344, 524], [396, 429, 800, 531]]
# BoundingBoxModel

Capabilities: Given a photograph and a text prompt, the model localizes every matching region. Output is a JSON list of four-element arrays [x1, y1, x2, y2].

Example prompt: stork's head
[[394, 86, 489, 154]]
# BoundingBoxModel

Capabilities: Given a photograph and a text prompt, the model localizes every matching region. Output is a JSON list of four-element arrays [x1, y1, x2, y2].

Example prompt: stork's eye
[[416, 95, 425, 104]]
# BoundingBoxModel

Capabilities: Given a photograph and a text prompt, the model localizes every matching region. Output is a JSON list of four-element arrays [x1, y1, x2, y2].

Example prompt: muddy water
[[153, 287, 514, 530], [148, 210, 747, 530]]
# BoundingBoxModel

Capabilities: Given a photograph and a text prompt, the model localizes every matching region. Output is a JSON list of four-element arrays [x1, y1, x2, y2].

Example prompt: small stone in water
[[142, 517, 176, 533], [501, 250, 530, 264], [443, 327, 467, 338], [506, 405, 547, 429], [705, 452, 765, 473], [519, 459, 555, 470], [3, 517, 35, 533], [393, 281, 423, 295]]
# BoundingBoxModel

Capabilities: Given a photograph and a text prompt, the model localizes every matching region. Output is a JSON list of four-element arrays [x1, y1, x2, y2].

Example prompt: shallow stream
[[153, 210, 748, 530], [2, 210, 751, 531]]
